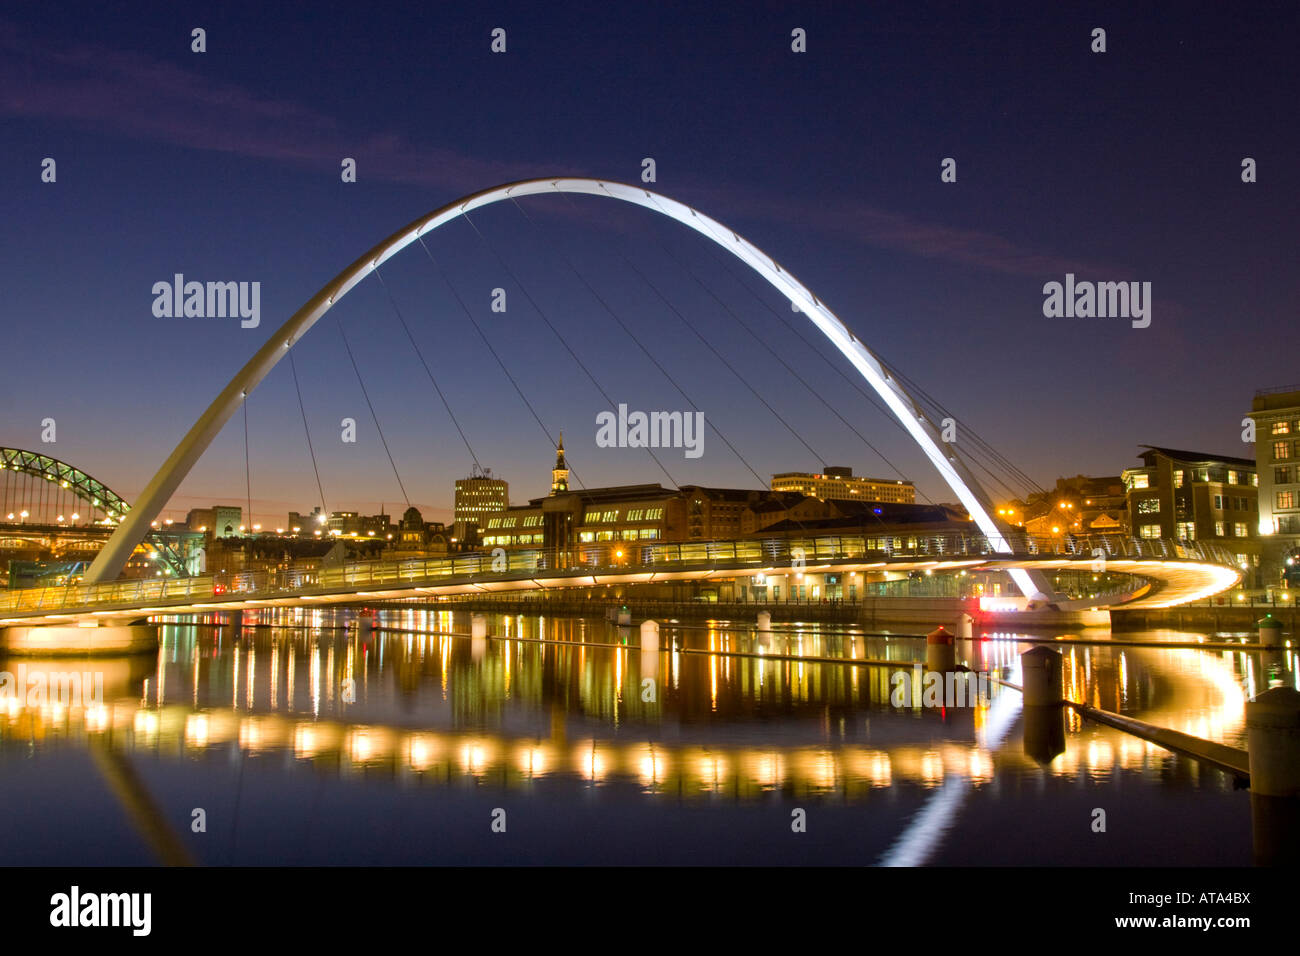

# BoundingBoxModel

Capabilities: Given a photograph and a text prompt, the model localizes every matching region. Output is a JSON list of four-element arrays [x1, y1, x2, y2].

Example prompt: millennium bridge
[[0, 530, 1240, 630], [0, 178, 1246, 644]]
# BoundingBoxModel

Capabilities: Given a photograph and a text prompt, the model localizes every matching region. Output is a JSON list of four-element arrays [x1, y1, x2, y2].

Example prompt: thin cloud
[[0, 20, 552, 192], [2, 20, 1169, 298]]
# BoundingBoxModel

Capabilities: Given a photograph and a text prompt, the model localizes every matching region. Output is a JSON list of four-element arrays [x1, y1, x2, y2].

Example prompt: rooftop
[[1137, 445, 1255, 468]]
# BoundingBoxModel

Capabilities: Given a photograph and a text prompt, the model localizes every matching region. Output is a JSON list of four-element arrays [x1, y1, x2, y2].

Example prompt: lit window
[[1137, 499, 1160, 514], [1273, 421, 1291, 435], [1275, 441, 1292, 461], [1139, 524, 1161, 539], [1215, 521, 1226, 536], [1128, 475, 1149, 490], [1235, 522, 1248, 538]]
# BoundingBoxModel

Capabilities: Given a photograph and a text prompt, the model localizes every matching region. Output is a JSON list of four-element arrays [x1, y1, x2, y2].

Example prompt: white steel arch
[[85, 178, 1051, 600]]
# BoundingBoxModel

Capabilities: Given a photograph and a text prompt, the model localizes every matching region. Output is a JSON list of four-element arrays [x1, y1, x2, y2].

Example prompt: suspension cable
[[696, 234, 1042, 502], [414, 234, 586, 491], [510, 195, 776, 495], [288, 348, 328, 515], [647, 215, 920, 492], [242, 393, 253, 533], [335, 311, 410, 508], [372, 266, 481, 470], [459, 208, 680, 490]]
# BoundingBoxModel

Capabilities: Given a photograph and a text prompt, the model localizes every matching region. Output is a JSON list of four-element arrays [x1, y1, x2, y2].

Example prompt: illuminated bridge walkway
[[0, 532, 1242, 627]]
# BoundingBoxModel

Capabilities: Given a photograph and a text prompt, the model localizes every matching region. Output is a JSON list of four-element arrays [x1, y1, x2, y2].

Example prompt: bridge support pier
[[1, 623, 158, 656]]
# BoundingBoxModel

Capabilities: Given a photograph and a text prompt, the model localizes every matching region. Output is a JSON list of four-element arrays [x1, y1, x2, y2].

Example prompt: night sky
[[3, 1, 1297, 526]]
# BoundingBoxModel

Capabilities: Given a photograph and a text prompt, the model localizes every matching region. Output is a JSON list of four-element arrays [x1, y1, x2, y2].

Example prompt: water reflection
[[2, 609, 1292, 863]]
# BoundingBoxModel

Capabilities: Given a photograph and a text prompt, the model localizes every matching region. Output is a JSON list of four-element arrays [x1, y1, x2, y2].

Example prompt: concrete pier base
[[1, 624, 159, 656]]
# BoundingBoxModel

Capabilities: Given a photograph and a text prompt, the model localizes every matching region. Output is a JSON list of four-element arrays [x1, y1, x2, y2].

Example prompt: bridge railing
[[0, 531, 1240, 616]]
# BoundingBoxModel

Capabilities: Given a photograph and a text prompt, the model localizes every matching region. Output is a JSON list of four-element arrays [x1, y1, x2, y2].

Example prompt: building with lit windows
[[477, 449, 969, 567], [454, 466, 509, 530], [185, 505, 242, 538], [1015, 475, 1127, 538], [283, 508, 391, 539], [1121, 446, 1259, 586], [771, 466, 915, 504], [1245, 387, 1300, 583], [288, 506, 327, 534], [392, 505, 451, 558]]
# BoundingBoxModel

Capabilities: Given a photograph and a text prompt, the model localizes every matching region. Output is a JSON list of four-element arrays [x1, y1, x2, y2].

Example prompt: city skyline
[[3, 2, 1296, 526]]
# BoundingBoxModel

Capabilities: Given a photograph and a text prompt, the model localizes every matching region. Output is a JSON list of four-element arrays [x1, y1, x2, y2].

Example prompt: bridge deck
[[0, 533, 1241, 625]]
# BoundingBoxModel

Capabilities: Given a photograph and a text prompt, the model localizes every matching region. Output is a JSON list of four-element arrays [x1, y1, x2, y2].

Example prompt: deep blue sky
[[3, 1, 1297, 525]]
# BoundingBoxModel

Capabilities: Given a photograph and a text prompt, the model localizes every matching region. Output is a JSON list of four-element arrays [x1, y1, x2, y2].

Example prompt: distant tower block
[[454, 464, 509, 534]]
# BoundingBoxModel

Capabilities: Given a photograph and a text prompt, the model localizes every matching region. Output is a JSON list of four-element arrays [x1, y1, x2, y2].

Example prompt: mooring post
[[1021, 645, 1063, 705], [1247, 686, 1300, 865], [1258, 614, 1283, 647], [926, 625, 956, 673], [1021, 645, 1065, 764]]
